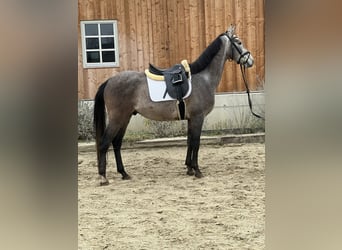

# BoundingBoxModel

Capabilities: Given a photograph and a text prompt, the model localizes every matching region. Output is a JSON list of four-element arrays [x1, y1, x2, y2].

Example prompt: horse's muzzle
[[245, 56, 254, 68], [238, 51, 254, 68], [242, 54, 254, 68]]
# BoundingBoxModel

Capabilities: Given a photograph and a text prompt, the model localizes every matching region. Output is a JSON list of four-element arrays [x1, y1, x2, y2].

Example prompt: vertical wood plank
[[116, 0, 125, 70], [140, 0, 149, 69], [87, 0, 95, 20], [99, 0, 105, 19], [203, 0, 210, 44], [189, 0, 199, 61], [183, 0, 191, 61], [197, 0, 206, 55], [135, 0, 143, 71], [161, 0, 170, 67], [105, 0, 112, 19], [128, 1, 137, 70], [178, 0, 189, 61], [167, 0, 177, 64], [150, 0, 159, 65], [147, 0, 154, 64], [82, 70, 89, 98]]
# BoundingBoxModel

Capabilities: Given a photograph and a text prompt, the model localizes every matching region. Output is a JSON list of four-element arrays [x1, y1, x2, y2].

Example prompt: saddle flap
[[163, 64, 189, 100]]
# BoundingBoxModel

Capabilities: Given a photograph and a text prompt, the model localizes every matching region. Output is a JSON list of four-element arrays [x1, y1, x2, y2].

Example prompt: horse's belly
[[136, 101, 180, 121]]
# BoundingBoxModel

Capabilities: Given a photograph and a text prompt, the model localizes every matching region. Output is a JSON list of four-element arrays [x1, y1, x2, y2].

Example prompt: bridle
[[222, 32, 265, 120]]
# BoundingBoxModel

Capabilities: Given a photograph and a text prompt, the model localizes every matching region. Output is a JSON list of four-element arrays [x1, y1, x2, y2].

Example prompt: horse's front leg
[[185, 133, 194, 176], [185, 116, 204, 178]]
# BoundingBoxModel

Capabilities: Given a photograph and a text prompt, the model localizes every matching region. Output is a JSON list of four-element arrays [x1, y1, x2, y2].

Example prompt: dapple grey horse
[[94, 25, 254, 185]]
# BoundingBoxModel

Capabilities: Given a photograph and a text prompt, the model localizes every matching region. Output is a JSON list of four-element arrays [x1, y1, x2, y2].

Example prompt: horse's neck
[[203, 39, 229, 89]]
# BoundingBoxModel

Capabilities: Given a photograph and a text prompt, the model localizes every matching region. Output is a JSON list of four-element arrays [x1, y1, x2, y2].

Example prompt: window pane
[[86, 38, 99, 49], [87, 51, 100, 63], [100, 23, 114, 35], [102, 51, 115, 62], [101, 37, 114, 49], [85, 24, 98, 35]]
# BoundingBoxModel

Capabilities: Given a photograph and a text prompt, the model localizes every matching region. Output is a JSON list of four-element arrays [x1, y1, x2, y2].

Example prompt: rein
[[224, 32, 265, 120], [240, 64, 265, 120]]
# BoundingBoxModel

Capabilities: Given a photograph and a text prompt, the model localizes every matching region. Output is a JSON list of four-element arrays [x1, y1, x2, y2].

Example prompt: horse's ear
[[227, 24, 236, 35]]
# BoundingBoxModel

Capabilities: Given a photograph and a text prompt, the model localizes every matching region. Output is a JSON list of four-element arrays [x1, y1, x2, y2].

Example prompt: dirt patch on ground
[[78, 143, 265, 249]]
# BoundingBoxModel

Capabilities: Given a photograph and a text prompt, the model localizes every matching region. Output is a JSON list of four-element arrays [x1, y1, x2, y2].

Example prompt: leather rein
[[223, 33, 265, 120]]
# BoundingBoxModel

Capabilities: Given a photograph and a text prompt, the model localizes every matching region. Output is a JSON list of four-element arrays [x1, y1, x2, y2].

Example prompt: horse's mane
[[189, 34, 223, 74]]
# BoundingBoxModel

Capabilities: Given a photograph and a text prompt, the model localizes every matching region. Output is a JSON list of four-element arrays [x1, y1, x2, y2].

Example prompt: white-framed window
[[80, 20, 119, 68]]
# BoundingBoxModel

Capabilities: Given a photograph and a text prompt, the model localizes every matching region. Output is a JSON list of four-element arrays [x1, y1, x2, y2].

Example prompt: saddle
[[146, 60, 191, 101], [145, 60, 191, 120]]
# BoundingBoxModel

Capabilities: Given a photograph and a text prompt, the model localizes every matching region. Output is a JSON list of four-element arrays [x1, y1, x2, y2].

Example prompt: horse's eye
[[234, 41, 241, 45]]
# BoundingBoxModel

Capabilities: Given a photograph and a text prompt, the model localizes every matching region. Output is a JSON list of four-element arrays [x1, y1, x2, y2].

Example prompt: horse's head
[[224, 25, 254, 68]]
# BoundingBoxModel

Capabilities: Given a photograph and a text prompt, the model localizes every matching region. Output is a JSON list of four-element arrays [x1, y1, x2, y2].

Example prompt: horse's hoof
[[122, 174, 131, 180], [99, 176, 109, 186], [187, 169, 195, 176], [186, 167, 194, 176], [195, 171, 203, 178]]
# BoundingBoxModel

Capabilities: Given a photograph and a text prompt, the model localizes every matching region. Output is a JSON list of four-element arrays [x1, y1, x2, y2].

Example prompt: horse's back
[[105, 71, 145, 91], [104, 71, 147, 98]]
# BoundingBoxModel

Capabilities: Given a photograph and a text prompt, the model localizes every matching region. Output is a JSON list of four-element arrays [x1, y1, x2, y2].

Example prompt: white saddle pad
[[146, 77, 192, 102]]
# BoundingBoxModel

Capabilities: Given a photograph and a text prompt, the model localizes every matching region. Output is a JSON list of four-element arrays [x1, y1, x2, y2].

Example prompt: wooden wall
[[78, 0, 264, 99]]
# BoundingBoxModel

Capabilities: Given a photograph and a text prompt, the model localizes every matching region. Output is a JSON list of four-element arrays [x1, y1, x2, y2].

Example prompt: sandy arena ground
[[78, 143, 265, 249]]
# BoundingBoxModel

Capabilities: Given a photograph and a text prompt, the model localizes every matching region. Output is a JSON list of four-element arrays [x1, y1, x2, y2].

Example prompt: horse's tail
[[94, 80, 108, 162]]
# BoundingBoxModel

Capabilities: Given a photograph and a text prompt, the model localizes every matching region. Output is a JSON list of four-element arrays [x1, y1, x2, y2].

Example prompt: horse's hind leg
[[112, 124, 131, 180], [98, 128, 117, 186]]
